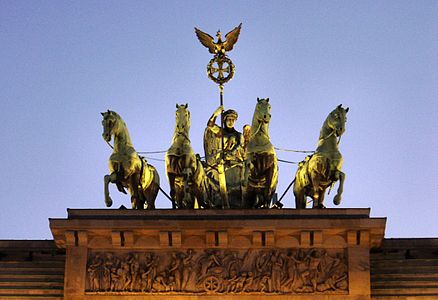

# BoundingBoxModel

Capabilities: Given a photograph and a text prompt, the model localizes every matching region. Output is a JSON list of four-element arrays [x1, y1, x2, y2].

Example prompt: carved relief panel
[[86, 248, 348, 295]]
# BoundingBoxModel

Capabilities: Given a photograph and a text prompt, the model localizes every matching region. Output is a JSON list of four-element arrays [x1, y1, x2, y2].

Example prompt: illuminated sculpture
[[293, 104, 349, 208], [165, 104, 210, 209], [101, 110, 159, 209]]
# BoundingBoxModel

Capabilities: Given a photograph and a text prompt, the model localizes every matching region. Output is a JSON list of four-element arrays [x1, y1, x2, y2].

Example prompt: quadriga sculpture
[[293, 104, 349, 209], [165, 104, 210, 209], [244, 98, 278, 208], [101, 110, 159, 209]]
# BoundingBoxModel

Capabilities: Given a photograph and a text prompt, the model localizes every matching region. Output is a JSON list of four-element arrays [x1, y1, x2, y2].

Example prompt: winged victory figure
[[195, 23, 242, 57]]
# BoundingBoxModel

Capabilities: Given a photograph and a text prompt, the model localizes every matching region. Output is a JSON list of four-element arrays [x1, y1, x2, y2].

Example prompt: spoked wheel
[[207, 56, 235, 85], [203, 275, 220, 293]]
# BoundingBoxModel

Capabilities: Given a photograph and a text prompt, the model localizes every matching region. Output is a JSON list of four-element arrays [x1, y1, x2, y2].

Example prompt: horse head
[[101, 110, 120, 142], [175, 103, 191, 135], [255, 98, 271, 124], [327, 104, 349, 137]]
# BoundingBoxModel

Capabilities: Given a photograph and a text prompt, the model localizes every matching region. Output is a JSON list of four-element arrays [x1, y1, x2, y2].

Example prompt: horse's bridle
[[175, 130, 191, 143], [250, 119, 270, 140]]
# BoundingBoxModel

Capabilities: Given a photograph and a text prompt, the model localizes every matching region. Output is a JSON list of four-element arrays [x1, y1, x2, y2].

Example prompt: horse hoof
[[333, 196, 341, 205], [105, 197, 113, 207]]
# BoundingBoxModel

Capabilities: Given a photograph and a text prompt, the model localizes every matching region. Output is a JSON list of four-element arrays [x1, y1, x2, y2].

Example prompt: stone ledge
[[0, 240, 57, 250], [65, 208, 372, 220], [49, 208, 386, 250]]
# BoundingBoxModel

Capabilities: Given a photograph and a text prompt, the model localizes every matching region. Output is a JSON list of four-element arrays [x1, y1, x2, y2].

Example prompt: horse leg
[[141, 167, 158, 210], [293, 181, 306, 209], [144, 183, 158, 210], [312, 194, 321, 209], [168, 173, 177, 208], [194, 170, 209, 209], [265, 160, 277, 208], [311, 168, 330, 209], [333, 171, 345, 205], [318, 190, 326, 208], [175, 185, 184, 209], [311, 178, 322, 209], [194, 184, 208, 209], [104, 172, 117, 207], [147, 169, 160, 209], [244, 187, 256, 208], [129, 174, 143, 209], [240, 161, 249, 208], [182, 168, 193, 208]]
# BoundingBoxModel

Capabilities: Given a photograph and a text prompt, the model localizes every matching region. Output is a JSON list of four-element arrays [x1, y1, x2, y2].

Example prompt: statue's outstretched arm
[[207, 105, 224, 127]]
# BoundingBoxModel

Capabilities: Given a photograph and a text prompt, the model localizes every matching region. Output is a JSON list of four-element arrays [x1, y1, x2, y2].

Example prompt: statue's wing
[[195, 27, 216, 54], [224, 23, 242, 52]]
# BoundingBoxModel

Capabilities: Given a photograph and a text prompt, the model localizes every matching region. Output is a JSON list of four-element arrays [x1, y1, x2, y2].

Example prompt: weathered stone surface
[[85, 248, 348, 294], [49, 208, 386, 300]]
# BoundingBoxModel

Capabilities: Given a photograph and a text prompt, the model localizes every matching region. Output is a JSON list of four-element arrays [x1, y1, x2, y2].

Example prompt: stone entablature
[[49, 208, 386, 300], [50, 208, 385, 250]]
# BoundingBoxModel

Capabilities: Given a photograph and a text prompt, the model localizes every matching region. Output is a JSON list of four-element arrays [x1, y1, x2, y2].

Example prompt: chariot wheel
[[203, 275, 220, 293]]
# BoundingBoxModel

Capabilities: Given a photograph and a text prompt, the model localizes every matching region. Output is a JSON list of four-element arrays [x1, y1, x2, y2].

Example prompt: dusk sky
[[1, 1, 437, 239]]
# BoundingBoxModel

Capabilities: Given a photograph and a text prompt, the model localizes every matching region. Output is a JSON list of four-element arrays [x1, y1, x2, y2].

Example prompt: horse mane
[[318, 114, 333, 141], [250, 107, 260, 135], [107, 110, 133, 147]]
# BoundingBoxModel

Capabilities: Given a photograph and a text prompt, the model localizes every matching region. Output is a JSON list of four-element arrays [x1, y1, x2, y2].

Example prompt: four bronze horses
[[101, 102, 348, 210], [293, 104, 349, 209], [244, 98, 278, 208], [101, 110, 159, 209], [165, 104, 210, 209]]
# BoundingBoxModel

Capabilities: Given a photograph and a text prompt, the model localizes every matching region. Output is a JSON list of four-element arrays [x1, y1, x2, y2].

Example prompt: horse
[[244, 98, 278, 208], [293, 104, 349, 209], [165, 104, 210, 209], [101, 110, 159, 209]]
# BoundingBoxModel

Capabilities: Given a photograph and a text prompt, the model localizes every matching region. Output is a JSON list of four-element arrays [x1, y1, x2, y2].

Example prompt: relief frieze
[[86, 248, 348, 294]]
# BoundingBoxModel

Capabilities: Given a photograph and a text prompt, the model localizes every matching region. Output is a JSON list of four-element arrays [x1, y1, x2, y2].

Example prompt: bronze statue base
[[50, 208, 386, 300]]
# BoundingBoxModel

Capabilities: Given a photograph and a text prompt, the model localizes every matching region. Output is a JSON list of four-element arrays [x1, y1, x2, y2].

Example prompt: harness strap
[[175, 131, 191, 143], [250, 121, 269, 140], [138, 155, 145, 190]]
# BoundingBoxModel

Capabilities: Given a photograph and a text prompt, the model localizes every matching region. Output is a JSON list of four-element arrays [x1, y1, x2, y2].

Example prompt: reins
[[106, 141, 114, 150]]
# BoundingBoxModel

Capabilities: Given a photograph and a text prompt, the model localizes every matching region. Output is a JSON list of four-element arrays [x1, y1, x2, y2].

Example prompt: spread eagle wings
[[195, 23, 242, 54], [224, 23, 242, 52], [194, 28, 216, 54]]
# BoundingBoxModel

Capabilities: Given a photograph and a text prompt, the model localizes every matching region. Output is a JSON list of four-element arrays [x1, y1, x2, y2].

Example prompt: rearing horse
[[101, 110, 159, 209], [165, 104, 209, 209], [244, 98, 278, 208], [293, 104, 349, 209]]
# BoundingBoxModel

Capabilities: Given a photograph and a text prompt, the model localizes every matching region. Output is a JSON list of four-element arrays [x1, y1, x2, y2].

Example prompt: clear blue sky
[[0, 1, 437, 239]]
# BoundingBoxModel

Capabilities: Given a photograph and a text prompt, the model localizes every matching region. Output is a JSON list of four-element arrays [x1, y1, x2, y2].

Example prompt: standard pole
[[219, 84, 225, 160], [218, 84, 229, 208]]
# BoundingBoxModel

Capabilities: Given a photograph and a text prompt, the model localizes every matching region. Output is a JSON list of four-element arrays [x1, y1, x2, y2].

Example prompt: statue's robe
[[204, 124, 245, 208]]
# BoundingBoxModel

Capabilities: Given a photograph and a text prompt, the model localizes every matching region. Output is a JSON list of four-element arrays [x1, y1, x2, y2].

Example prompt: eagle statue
[[195, 23, 242, 57]]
